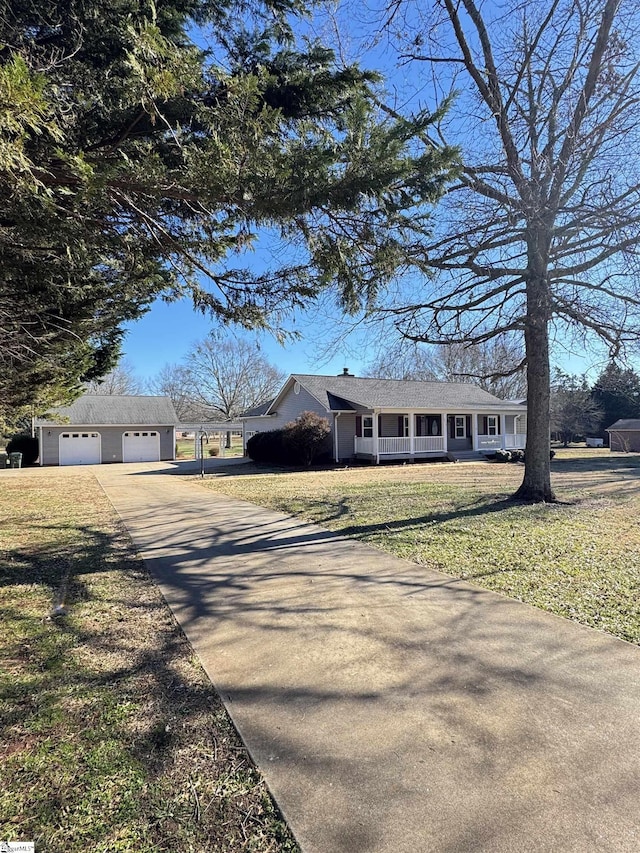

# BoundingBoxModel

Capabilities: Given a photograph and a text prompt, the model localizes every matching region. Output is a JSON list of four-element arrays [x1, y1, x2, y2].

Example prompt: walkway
[[95, 461, 640, 853]]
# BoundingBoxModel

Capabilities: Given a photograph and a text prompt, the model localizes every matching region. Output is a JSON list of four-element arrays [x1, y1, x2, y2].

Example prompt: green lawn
[[176, 435, 244, 459], [0, 469, 298, 853], [198, 448, 640, 645]]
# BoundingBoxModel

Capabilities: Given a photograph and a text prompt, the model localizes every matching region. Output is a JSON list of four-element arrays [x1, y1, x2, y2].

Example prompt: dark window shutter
[[356, 415, 362, 437], [449, 417, 455, 439], [398, 416, 404, 436], [378, 415, 382, 435], [482, 416, 488, 434], [416, 417, 422, 436], [497, 416, 501, 434]]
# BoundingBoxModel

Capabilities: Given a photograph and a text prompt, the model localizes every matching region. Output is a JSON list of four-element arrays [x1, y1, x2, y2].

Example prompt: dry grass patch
[[197, 450, 640, 644], [0, 468, 298, 853]]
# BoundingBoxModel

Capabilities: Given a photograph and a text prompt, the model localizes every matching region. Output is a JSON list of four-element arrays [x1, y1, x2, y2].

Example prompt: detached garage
[[37, 395, 178, 466], [606, 419, 640, 452]]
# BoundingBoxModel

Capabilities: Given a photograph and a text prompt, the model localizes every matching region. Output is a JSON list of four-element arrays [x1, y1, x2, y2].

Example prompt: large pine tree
[[0, 0, 457, 417]]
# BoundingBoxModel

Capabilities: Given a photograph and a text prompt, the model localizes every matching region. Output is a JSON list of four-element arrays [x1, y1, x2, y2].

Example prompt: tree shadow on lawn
[[309, 495, 536, 535], [0, 525, 298, 851], [551, 452, 640, 475], [105, 502, 640, 853], [8, 493, 639, 850]]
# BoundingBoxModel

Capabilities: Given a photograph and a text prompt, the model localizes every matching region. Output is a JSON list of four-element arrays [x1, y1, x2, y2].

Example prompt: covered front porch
[[353, 411, 526, 462]]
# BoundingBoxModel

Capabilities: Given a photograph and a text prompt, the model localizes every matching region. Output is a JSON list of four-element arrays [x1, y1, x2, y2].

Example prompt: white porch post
[[473, 413, 479, 451], [333, 412, 341, 463], [409, 411, 415, 455], [374, 409, 380, 464], [443, 413, 448, 453]]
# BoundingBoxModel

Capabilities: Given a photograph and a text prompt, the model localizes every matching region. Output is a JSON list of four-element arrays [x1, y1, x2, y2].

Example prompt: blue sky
[[121, 291, 617, 385], [121, 297, 371, 382], [119, 2, 635, 387]]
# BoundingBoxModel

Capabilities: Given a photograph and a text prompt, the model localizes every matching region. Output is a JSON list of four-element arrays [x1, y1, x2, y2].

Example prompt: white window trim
[[363, 415, 374, 438], [454, 416, 466, 439]]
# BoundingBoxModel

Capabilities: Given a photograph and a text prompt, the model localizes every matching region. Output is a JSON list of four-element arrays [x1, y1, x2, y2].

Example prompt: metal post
[[199, 430, 208, 478]]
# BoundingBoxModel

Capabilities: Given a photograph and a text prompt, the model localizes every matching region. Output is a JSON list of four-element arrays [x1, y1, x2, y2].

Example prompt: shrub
[[247, 413, 331, 467], [6, 434, 39, 466], [283, 412, 331, 466], [494, 449, 511, 463], [208, 446, 219, 457], [246, 429, 287, 465]]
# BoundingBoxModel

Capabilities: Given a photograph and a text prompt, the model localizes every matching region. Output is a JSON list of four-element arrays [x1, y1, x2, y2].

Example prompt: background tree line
[[551, 362, 640, 446]]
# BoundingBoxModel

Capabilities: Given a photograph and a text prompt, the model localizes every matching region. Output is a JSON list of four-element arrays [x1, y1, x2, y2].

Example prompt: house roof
[[37, 395, 179, 426], [239, 399, 275, 418], [270, 374, 519, 413], [606, 419, 640, 431]]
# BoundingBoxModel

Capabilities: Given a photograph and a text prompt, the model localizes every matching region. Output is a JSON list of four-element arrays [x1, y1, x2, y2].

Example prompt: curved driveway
[[95, 460, 640, 853]]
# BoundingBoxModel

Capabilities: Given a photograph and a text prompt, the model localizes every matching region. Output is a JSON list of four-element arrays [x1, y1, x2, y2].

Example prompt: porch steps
[[453, 450, 488, 462]]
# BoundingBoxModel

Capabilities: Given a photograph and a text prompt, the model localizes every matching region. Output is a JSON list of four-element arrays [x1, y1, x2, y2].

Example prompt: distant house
[[240, 371, 527, 463], [606, 419, 640, 452], [37, 395, 178, 466]]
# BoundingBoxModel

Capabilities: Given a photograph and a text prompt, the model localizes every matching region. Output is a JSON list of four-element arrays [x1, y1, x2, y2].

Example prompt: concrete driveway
[[95, 461, 640, 853]]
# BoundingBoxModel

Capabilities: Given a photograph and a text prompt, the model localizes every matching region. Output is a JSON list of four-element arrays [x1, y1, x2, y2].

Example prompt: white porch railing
[[378, 437, 410, 454], [477, 433, 526, 450], [354, 436, 375, 455], [504, 433, 526, 449], [477, 435, 503, 451], [414, 436, 445, 452], [354, 436, 445, 456], [354, 432, 526, 456]]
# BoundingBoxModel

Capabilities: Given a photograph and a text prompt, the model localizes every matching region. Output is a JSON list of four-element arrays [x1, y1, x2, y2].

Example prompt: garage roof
[[37, 395, 179, 426]]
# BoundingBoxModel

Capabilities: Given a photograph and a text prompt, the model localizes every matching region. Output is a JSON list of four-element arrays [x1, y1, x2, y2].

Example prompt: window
[[363, 416, 373, 438], [401, 415, 409, 437], [487, 416, 498, 436], [455, 416, 466, 438]]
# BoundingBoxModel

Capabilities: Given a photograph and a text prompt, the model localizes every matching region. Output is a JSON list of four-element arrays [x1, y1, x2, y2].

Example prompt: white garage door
[[122, 431, 160, 463], [59, 432, 101, 466]]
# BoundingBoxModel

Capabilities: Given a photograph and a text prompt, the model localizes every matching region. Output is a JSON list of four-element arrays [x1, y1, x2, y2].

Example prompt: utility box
[[9, 452, 23, 468]]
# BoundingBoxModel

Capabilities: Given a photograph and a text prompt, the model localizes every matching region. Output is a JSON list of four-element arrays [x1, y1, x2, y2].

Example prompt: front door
[[447, 415, 473, 451]]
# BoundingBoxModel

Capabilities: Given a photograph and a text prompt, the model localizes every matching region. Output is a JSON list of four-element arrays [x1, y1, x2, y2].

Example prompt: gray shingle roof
[[606, 419, 640, 431], [239, 399, 275, 418], [37, 395, 178, 425], [289, 374, 514, 411]]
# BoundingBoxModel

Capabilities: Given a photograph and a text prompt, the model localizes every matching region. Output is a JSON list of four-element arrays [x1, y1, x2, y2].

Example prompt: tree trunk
[[513, 233, 556, 502]]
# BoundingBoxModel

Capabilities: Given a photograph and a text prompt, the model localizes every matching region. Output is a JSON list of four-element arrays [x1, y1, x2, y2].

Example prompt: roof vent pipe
[[340, 368, 354, 377]]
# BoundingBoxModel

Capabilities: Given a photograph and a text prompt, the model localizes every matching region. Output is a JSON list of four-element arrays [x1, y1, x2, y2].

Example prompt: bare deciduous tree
[[364, 336, 527, 398], [185, 334, 286, 420], [147, 363, 207, 422], [84, 360, 145, 395], [373, 0, 640, 500]]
